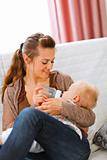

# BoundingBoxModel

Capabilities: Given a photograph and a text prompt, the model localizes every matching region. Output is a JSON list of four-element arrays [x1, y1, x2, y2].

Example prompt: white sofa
[[0, 37, 107, 159]]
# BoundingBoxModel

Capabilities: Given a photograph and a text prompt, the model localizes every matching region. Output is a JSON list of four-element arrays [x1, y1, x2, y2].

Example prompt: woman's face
[[29, 46, 55, 81]]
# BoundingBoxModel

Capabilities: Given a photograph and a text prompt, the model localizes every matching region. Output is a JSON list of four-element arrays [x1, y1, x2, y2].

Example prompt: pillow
[[93, 122, 107, 149]]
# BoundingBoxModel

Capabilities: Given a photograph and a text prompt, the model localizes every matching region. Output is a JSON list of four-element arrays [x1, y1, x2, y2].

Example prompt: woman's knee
[[18, 107, 46, 123]]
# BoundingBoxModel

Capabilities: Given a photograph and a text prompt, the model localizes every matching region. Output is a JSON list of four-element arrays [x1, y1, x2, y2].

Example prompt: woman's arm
[[62, 100, 95, 127], [37, 97, 95, 128], [2, 86, 16, 131]]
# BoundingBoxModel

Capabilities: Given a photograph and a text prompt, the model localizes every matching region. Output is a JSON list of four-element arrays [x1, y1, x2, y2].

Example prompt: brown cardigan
[[2, 71, 95, 133]]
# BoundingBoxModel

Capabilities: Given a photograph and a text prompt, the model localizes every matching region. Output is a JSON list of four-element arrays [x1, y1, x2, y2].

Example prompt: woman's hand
[[36, 98, 63, 116], [32, 86, 49, 106]]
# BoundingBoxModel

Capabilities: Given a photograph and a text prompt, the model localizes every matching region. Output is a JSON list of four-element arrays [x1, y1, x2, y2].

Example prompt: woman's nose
[[47, 61, 53, 70]]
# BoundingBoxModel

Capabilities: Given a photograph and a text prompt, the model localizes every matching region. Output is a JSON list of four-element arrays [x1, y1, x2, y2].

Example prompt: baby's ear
[[73, 95, 80, 103]]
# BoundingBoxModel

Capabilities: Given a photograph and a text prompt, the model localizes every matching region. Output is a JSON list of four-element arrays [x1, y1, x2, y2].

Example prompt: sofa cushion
[[0, 53, 13, 134], [0, 53, 13, 86], [89, 149, 107, 160], [54, 38, 107, 147]]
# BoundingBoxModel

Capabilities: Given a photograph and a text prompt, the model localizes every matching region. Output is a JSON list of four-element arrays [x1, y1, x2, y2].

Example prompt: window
[[0, 0, 51, 53]]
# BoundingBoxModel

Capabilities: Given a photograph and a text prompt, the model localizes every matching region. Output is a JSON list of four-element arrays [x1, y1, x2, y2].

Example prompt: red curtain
[[48, 0, 107, 43]]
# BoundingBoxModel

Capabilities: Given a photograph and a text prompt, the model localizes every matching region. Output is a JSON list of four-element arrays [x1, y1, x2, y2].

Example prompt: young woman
[[0, 33, 95, 160]]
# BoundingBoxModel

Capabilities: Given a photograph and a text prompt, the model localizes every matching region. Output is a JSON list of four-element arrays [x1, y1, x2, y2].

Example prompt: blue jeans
[[0, 108, 90, 160]]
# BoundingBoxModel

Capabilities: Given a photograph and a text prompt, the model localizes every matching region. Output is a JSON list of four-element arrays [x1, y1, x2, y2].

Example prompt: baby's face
[[62, 90, 74, 100], [62, 84, 78, 100]]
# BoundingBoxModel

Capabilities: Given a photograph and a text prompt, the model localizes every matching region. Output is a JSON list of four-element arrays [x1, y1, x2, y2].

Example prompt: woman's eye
[[41, 60, 55, 65], [42, 61, 48, 65], [51, 61, 54, 64]]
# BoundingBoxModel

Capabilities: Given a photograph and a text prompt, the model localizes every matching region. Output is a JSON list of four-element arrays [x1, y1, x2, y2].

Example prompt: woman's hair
[[2, 32, 55, 101]]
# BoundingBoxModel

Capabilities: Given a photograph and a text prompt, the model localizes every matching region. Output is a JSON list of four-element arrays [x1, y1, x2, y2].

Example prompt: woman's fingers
[[42, 98, 63, 107], [43, 98, 54, 101], [36, 103, 62, 115], [32, 94, 47, 106], [37, 105, 47, 110], [36, 105, 51, 114]]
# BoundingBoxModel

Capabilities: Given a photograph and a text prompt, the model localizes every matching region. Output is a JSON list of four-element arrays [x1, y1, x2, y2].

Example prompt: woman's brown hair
[[2, 32, 55, 101]]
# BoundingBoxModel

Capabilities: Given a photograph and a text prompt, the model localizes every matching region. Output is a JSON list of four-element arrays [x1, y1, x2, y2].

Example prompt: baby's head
[[63, 81, 98, 109]]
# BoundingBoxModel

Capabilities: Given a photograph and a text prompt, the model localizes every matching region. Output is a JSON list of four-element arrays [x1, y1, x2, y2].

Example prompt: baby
[[60, 80, 98, 135], [2, 80, 98, 153]]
